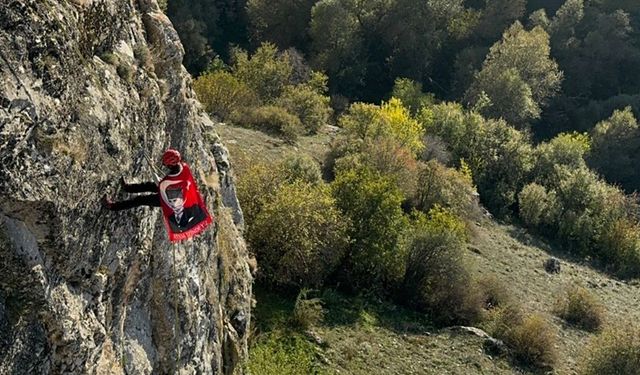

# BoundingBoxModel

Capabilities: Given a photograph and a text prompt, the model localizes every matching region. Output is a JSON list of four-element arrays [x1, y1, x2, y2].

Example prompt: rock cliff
[[0, 0, 252, 374]]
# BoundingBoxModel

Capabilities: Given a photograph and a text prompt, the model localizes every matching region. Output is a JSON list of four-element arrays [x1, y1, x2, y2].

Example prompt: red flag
[[158, 162, 213, 242]]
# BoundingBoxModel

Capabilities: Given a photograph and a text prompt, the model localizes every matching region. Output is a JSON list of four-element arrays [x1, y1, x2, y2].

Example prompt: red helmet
[[162, 149, 181, 166]]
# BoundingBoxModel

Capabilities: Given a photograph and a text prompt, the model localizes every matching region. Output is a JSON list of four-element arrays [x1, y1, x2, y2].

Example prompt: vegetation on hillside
[[172, 0, 640, 372]]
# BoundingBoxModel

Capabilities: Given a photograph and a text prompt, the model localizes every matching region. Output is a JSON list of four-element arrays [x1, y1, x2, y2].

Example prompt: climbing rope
[[142, 152, 163, 183], [172, 241, 182, 370]]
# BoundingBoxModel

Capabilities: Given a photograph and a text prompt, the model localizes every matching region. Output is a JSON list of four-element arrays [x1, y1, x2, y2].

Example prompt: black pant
[[110, 182, 161, 211]]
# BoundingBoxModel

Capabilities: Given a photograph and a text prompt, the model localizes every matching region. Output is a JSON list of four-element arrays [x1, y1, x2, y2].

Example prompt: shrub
[[322, 136, 364, 180], [518, 183, 558, 228], [554, 166, 630, 257], [581, 323, 640, 375], [281, 154, 322, 185], [598, 219, 640, 278], [116, 62, 134, 83], [100, 52, 119, 65], [276, 84, 332, 134], [194, 70, 259, 121], [415, 160, 479, 219], [291, 289, 324, 330], [422, 103, 534, 216], [340, 99, 425, 155], [588, 107, 640, 193], [133, 44, 153, 71], [533, 132, 590, 185], [236, 160, 284, 228], [360, 137, 420, 199], [553, 285, 605, 331], [331, 166, 409, 290], [248, 182, 349, 288], [489, 305, 558, 368], [243, 105, 304, 143], [476, 274, 512, 310], [391, 78, 434, 114], [402, 207, 481, 326], [232, 42, 293, 102]]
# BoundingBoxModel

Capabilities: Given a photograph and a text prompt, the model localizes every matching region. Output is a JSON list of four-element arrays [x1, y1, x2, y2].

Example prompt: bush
[[133, 44, 153, 71], [553, 285, 604, 332], [248, 182, 349, 288], [422, 103, 534, 216], [232, 42, 293, 102], [331, 166, 409, 290], [554, 166, 629, 256], [235, 160, 284, 227], [533, 132, 590, 185], [588, 107, 640, 193], [276, 84, 332, 134], [116, 62, 134, 83], [340, 99, 425, 155], [281, 154, 322, 185], [476, 274, 512, 310], [243, 105, 304, 143], [488, 305, 558, 368], [194, 70, 259, 121], [581, 323, 640, 375], [402, 207, 481, 326], [291, 290, 324, 330], [390, 78, 434, 114], [415, 160, 479, 219], [359, 137, 420, 199], [518, 183, 558, 228], [598, 219, 640, 279]]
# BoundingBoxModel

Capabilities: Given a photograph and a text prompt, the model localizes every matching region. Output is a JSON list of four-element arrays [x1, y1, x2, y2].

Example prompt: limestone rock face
[[0, 1, 252, 374]]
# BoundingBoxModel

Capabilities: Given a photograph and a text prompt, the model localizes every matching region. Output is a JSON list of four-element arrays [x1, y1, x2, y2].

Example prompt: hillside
[[216, 122, 640, 375]]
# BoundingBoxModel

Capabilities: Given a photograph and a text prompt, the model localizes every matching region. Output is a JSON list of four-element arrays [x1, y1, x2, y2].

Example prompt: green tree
[[331, 166, 409, 290], [232, 42, 293, 101], [249, 182, 349, 288], [588, 107, 640, 192], [309, 0, 367, 98], [193, 70, 258, 120], [340, 99, 424, 155], [247, 0, 318, 50], [275, 83, 332, 134], [167, 0, 218, 74], [533, 132, 590, 185], [390, 78, 434, 115], [402, 207, 481, 326], [464, 22, 563, 127]]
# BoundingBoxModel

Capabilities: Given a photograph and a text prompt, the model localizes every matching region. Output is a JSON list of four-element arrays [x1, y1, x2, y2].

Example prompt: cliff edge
[[0, 0, 252, 373]]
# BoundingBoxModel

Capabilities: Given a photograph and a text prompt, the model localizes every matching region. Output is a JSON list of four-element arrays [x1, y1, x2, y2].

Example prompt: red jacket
[[158, 162, 213, 242]]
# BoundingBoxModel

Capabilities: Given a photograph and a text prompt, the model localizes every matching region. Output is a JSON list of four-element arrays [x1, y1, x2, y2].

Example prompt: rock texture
[[0, 1, 252, 374]]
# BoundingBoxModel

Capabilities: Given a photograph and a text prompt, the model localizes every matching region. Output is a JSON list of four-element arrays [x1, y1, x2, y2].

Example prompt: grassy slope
[[216, 123, 640, 375]]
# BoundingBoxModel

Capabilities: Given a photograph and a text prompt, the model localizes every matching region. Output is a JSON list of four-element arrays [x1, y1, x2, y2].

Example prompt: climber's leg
[[102, 193, 160, 211], [120, 177, 157, 193]]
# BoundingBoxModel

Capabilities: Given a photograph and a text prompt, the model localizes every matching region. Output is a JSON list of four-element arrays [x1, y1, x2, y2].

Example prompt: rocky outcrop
[[0, 1, 252, 374]]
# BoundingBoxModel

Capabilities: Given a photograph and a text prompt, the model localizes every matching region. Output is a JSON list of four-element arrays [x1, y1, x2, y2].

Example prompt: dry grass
[[553, 284, 605, 331], [581, 323, 640, 375], [291, 290, 324, 330], [486, 304, 558, 369]]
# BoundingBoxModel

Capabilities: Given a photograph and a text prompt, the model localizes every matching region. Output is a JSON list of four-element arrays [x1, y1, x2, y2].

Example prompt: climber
[[102, 148, 213, 242]]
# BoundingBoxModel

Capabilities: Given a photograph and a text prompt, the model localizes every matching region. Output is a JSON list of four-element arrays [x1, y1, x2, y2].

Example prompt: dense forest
[[167, 2, 637, 133], [163, 1, 640, 372], [166, 0, 640, 192]]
